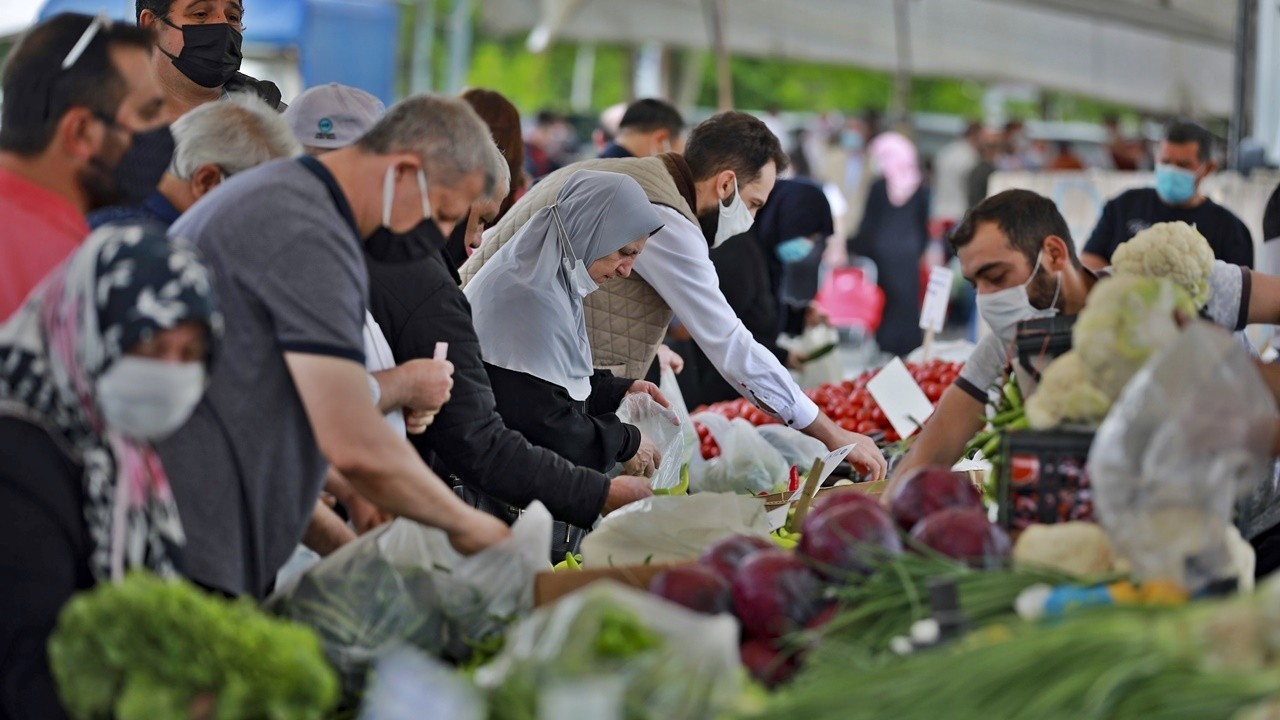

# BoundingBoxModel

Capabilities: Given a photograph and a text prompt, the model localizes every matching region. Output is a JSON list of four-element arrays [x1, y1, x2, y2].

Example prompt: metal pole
[[1230, 0, 1253, 170], [571, 44, 596, 112], [410, 0, 437, 94], [892, 0, 913, 128], [702, 0, 733, 111], [445, 0, 473, 96]]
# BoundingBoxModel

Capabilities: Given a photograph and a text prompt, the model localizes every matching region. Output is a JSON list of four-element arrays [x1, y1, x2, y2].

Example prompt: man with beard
[[888, 189, 1280, 493], [0, 13, 169, 320], [136, 0, 285, 116], [462, 112, 889, 480]]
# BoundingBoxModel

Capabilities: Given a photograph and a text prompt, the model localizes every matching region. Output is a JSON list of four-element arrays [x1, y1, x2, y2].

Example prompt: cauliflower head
[[1111, 221, 1215, 308], [1073, 275, 1195, 400], [1024, 351, 1112, 429]]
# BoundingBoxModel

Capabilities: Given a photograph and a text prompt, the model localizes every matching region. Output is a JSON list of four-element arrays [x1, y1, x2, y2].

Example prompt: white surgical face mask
[[381, 164, 431, 230], [975, 251, 1061, 341], [96, 357, 206, 441], [549, 205, 599, 297], [713, 178, 754, 248]]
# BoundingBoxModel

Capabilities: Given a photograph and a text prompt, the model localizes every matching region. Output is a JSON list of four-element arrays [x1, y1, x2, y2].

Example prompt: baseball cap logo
[[316, 117, 337, 140]]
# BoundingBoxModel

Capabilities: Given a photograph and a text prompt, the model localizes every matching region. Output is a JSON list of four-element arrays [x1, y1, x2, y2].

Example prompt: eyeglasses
[[62, 12, 111, 71]]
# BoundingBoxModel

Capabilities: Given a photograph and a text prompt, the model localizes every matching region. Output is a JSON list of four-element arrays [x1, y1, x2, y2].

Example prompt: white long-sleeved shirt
[[633, 205, 820, 429]]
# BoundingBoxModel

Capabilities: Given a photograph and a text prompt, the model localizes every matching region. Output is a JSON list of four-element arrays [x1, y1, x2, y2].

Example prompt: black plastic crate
[[1013, 315, 1077, 383], [997, 429, 1096, 531]]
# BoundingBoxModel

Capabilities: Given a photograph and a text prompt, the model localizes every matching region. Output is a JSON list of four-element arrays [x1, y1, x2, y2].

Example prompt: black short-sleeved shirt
[[1084, 188, 1254, 268]]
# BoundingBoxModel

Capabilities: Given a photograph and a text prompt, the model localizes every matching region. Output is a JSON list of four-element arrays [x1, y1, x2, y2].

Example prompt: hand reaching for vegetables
[[603, 475, 655, 514], [834, 429, 889, 482]]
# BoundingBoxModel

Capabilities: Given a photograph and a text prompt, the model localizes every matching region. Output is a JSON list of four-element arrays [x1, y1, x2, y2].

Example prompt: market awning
[[480, 0, 1237, 117]]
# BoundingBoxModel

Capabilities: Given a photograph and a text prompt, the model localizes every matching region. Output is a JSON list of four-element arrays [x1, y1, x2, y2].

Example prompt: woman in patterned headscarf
[[0, 221, 219, 719]]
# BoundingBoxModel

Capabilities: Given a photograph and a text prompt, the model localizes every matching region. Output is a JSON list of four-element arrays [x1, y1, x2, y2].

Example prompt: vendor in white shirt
[[462, 112, 888, 480], [889, 189, 1280, 495]]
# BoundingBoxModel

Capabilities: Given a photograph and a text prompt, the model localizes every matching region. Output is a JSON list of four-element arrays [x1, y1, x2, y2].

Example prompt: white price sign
[[867, 358, 936, 439], [918, 265, 954, 334]]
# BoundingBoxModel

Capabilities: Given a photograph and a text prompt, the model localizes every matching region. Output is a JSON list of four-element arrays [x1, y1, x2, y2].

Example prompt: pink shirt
[[0, 166, 89, 321]]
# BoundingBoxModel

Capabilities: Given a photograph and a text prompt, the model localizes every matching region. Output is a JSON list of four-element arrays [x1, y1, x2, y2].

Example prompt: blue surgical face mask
[[1154, 163, 1198, 205], [840, 130, 864, 151]]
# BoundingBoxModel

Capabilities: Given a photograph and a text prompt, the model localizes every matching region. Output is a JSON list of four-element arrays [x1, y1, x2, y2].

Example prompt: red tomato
[[837, 418, 858, 432], [855, 420, 879, 434], [870, 407, 887, 424], [923, 382, 944, 403], [854, 407, 871, 422]]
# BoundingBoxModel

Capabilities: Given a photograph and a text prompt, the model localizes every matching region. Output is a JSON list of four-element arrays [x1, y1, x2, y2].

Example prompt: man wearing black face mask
[[0, 13, 168, 321], [136, 0, 285, 117]]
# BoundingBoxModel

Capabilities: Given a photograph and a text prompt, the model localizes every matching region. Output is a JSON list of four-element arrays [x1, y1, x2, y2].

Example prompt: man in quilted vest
[[462, 112, 888, 480]]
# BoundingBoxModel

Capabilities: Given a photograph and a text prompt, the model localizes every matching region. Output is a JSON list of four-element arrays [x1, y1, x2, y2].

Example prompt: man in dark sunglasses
[[0, 13, 168, 321], [136, 0, 285, 117]]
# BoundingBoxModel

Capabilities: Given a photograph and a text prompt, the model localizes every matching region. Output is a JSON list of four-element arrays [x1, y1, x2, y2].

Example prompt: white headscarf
[[465, 170, 662, 400]]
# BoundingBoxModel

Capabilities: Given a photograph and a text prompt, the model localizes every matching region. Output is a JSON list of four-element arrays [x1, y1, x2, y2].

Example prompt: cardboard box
[[534, 561, 696, 607]]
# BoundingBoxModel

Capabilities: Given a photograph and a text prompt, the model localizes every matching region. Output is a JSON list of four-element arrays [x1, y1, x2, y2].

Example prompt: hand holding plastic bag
[[1087, 323, 1277, 592], [475, 582, 742, 720], [614, 393, 683, 492], [268, 503, 552, 700], [689, 411, 789, 495], [580, 493, 770, 567]]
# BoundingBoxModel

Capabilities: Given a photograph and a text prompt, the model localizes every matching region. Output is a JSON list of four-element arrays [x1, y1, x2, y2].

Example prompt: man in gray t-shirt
[[890, 189, 1280, 497], [159, 95, 511, 597]]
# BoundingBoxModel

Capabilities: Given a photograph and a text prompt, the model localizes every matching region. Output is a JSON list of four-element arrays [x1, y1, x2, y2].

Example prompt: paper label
[[918, 265, 954, 334], [766, 504, 792, 532], [868, 358, 936, 439]]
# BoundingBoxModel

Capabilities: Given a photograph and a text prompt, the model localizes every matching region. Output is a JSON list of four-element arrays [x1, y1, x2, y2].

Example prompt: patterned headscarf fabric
[[0, 221, 220, 582]]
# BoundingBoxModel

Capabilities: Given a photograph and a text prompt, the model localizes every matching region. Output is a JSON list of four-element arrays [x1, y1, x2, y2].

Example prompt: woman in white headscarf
[[466, 170, 667, 478]]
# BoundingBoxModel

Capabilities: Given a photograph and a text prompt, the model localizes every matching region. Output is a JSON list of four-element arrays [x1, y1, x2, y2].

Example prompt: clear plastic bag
[[688, 411, 789, 495], [268, 503, 552, 700], [756, 424, 828, 470], [659, 366, 697, 467], [614, 393, 684, 492], [579, 493, 771, 567], [475, 581, 742, 720], [1087, 324, 1277, 592]]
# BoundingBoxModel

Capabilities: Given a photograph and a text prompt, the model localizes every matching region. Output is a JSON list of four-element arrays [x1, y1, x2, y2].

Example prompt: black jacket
[[364, 225, 611, 529], [485, 365, 641, 473], [0, 418, 90, 720]]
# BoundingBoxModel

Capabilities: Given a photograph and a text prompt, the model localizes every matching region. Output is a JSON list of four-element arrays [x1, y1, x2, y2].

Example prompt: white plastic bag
[[475, 582, 742, 720], [1087, 324, 1277, 593], [779, 324, 843, 390], [580, 493, 771, 567], [756, 424, 828, 470], [614, 393, 683, 492], [269, 503, 552, 699], [688, 411, 789, 495], [659, 366, 697, 467]]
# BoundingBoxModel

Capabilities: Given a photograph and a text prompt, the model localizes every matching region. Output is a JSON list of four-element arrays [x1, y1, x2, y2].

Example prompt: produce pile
[[641, 466, 1022, 688], [761, 581, 1280, 720], [696, 360, 964, 443], [48, 573, 337, 720]]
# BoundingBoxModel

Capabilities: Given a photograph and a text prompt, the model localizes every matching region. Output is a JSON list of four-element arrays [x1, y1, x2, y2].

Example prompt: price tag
[[918, 265, 954, 334], [868, 358, 936, 439], [766, 504, 792, 532]]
